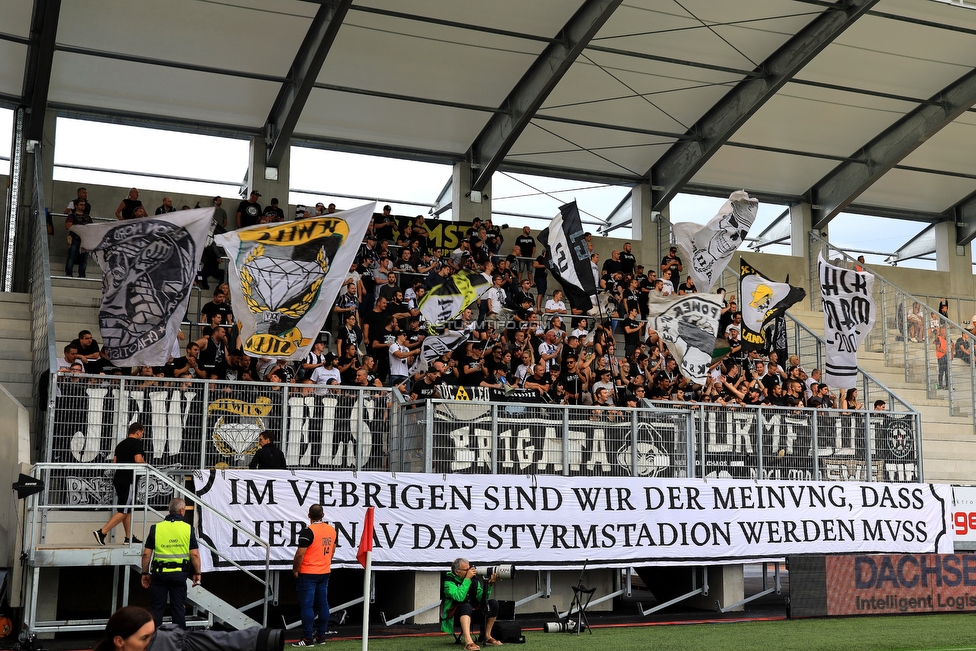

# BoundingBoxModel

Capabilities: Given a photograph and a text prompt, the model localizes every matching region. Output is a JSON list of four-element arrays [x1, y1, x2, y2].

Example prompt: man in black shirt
[[373, 205, 396, 242], [196, 325, 228, 379], [263, 198, 285, 222], [249, 430, 287, 469], [514, 226, 535, 281], [236, 190, 262, 229], [559, 356, 587, 405], [661, 246, 683, 285], [621, 307, 643, 357], [200, 289, 233, 325], [410, 365, 442, 400], [69, 330, 101, 365], [619, 242, 636, 275], [155, 197, 175, 215], [94, 422, 146, 545]]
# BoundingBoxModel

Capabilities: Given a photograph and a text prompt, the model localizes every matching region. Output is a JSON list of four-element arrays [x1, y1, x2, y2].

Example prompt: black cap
[[250, 190, 261, 197], [324, 353, 337, 363]]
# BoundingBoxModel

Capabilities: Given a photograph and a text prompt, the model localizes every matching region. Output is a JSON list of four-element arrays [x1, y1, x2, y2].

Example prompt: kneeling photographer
[[95, 606, 283, 651], [440, 557, 502, 650]]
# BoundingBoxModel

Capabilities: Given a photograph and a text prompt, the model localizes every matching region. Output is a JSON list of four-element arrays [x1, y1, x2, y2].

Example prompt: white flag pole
[[361, 552, 372, 651]]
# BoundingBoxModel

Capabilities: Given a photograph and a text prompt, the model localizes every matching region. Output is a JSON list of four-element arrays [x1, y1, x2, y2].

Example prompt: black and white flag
[[538, 202, 597, 312], [71, 208, 213, 367], [409, 331, 469, 375], [673, 191, 758, 292], [818, 253, 876, 389], [647, 293, 724, 384]]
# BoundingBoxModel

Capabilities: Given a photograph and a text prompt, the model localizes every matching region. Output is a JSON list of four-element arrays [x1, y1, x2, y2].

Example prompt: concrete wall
[[0, 383, 31, 606]]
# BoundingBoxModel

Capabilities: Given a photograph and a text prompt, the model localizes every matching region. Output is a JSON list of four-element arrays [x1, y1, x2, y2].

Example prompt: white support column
[[935, 220, 974, 298], [247, 136, 291, 220], [631, 182, 657, 266], [451, 163, 492, 224], [790, 202, 813, 259]]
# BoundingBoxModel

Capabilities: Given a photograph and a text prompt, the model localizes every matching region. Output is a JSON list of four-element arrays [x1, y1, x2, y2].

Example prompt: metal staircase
[[21, 463, 270, 635]]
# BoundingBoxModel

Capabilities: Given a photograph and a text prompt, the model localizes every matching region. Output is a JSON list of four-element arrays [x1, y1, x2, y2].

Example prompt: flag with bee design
[[216, 202, 375, 360]]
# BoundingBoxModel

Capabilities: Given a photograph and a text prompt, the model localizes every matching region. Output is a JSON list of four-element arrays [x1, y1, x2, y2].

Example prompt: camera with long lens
[[149, 623, 284, 651], [544, 620, 579, 633], [474, 563, 515, 580]]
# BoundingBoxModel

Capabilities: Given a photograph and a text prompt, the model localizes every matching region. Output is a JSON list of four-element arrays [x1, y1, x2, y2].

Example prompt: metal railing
[[23, 462, 271, 632], [391, 395, 922, 482], [784, 313, 913, 413], [808, 231, 976, 432], [29, 143, 58, 460], [48, 374, 394, 471]]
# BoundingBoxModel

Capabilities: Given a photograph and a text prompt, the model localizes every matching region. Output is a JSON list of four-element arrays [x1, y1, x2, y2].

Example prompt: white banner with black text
[[818, 253, 877, 389], [192, 470, 950, 572]]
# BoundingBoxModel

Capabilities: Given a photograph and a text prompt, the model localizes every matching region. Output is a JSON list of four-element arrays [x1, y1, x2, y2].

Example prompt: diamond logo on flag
[[218, 203, 375, 360]]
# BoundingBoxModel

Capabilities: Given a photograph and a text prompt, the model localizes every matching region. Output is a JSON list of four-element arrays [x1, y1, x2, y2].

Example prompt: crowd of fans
[[54, 198, 892, 412]]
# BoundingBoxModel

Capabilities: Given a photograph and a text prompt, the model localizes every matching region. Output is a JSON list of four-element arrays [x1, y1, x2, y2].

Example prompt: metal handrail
[[28, 462, 272, 626], [29, 143, 59, 462], [785, 312, 915, 413], [808, 231, 975, 433]]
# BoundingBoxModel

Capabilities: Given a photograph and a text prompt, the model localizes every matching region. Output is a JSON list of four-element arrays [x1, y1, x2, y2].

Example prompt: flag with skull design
[[672, 190, 758, 292], [70, 207, 214, 367]]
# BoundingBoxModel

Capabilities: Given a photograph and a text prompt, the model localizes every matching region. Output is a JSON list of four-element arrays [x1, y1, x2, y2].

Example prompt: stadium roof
[[7, 0, 976, 240]]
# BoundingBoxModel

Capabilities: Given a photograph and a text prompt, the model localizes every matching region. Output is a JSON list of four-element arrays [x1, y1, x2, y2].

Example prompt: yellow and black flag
[[739, 258, 806, 351], [217, 202, 375, 360], [416, 269, 492, 328]]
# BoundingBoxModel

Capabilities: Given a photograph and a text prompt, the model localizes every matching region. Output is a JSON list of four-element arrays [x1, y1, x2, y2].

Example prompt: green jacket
[[440, 572, 492, 633]]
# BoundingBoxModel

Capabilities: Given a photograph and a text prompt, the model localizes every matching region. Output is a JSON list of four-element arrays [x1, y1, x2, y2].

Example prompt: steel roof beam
[[467, 0, 624, 192], [21, 0, 61, 141], [648, 0, 878, 211], [264, 0, 352, 168], [810, 65, 976, 230], [949, 188, 976, 246]]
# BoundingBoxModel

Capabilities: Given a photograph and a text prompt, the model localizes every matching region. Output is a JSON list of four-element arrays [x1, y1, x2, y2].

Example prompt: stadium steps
[[49, 277, 210, 354], [788, 309, 970, 484], [0, 292, 36, 410]]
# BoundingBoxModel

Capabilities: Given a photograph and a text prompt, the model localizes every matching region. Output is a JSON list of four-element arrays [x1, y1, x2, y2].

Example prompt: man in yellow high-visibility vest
[[141, 498, 201, 629]]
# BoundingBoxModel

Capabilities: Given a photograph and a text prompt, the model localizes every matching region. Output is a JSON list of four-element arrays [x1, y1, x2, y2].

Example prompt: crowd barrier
[[49, 375, 922, 484], [392, 389, 923, 482]]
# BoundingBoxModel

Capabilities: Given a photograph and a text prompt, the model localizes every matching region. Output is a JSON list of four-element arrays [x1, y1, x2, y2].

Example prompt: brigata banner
[[191, 470, 950, 572]]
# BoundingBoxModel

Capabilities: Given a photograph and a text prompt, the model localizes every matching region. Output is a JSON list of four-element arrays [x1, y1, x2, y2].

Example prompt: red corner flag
[[357, 507, 375, 568]]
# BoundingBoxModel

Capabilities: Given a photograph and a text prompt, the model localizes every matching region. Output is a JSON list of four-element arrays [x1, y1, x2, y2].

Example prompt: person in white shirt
[[56, 344, 85, 372], [310, 353, 341, 395], [659, 270, 675, 296], [544, 290, 567, 315], [571, 317, 589, 340], [486, 275, 507, 328], [514, 351, 534, 387], [388, 331, 419, 387]]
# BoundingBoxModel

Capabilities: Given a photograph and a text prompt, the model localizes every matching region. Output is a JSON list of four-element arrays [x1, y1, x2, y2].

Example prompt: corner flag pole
[[358, 506, 375, 651], [361, 551, 372, 651]]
